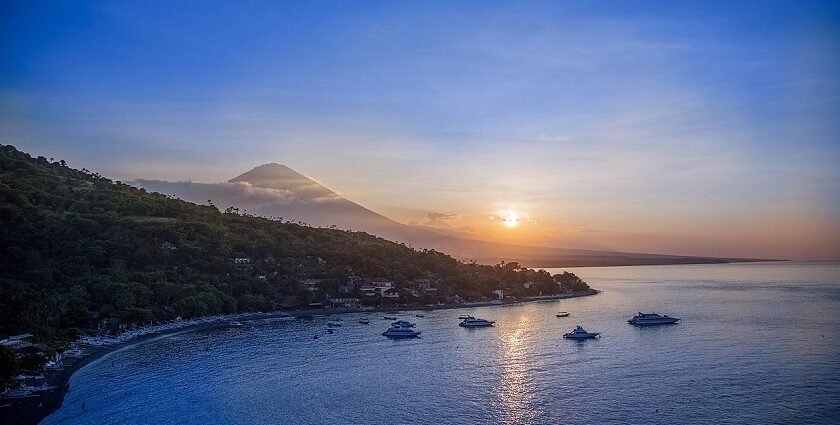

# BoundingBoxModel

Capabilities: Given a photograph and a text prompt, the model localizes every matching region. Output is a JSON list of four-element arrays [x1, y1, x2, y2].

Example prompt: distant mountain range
[[135, 164, 772, 267]]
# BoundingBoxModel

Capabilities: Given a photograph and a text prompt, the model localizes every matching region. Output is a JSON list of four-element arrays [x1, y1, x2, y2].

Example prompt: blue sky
[[1, 1, 839, 259]]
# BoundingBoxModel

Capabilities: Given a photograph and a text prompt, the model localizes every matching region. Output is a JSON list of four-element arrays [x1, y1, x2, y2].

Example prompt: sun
[[501, 211, 520, 228]]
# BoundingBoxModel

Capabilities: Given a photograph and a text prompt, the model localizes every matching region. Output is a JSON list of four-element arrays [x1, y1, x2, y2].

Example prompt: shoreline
[[2, 289, 598, 425]]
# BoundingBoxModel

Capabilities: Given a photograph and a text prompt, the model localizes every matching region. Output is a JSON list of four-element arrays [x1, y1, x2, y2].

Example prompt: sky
[[1, 1, 839, 260]]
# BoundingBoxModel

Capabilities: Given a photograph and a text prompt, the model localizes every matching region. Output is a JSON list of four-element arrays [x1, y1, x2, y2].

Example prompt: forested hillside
[[0, 145, 589, 343]]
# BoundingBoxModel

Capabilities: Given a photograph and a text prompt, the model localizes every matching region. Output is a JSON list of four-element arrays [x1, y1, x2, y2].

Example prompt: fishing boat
[[391, 320, 416, 328]]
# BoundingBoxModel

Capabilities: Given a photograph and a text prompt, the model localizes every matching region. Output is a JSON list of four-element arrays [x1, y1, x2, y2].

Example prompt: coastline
[[2, 289, 598, 425]]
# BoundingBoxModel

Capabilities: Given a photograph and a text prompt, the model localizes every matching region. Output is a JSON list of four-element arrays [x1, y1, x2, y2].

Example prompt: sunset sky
[[2, 1, 839, 260]]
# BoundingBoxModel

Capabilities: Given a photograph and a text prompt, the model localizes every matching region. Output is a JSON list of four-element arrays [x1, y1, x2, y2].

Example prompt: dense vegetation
[[0, 145, 590, 345]]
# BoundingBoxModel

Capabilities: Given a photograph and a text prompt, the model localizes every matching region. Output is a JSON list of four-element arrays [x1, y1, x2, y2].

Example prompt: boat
[[627, 312, 680, 326], [458, 317, 495, 327], [382, 325, 421, 339], [415, 314, 425, 318], [390, 320, 416, 328], [383, 316, 397, 320], [563, 326, 599, 339], [327, 320, 343, 327], [358, 318, 370, 324], [457, 315, 472, 319], [1, 388, 34, 398], [556, 312, 570, 318], [226, 321, 243, 328], [326, 328, 335, 334]]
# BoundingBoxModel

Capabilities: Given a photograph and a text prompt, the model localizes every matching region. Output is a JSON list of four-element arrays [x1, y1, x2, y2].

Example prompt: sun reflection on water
[[492, 313, 543, 424]]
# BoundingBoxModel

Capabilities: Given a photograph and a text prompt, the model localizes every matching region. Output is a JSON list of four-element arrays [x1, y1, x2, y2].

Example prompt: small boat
[[415, 314, 425, 318], [391, 320, 416, 328], [556, 312, 570, 318], [382, 325, 421, 339], [1, 388, 34, 398], [383, 316, 397, 320], [457, 315, 472, 319], [327, 320, 343, 327], [458, 317, 495, 327], [628, 312, 680, 326], [563, 326, 599, 339], [226, 321, 244, 328], [358, 318, 370, 324]]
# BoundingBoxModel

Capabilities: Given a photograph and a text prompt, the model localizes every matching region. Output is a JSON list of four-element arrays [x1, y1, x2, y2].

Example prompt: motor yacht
[[563, 326, 599, 339], [327, 319, 343, 327], [382, 325, 421, 338], [556, 312, 570, 318], [391, 320, 416, 328], [458, 317, 495, 327], [226, 321, 243, 328], [627, 312, 680, 326]]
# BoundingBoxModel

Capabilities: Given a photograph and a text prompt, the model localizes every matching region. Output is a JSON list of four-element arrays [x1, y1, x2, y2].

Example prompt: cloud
[[132, 179, 311, 209], [427, 211, 458, 221]]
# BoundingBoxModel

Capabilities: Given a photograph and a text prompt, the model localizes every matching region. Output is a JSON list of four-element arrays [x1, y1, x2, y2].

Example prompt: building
[[302, 278, 321, 292], [331, 296, 361, 309], [382, 288, 400, 299], [492, 289, 505, 300]]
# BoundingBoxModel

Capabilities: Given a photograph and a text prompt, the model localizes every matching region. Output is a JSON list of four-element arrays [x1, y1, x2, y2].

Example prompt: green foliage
[[0, 345, 18, 390], [0, 145, 589, 343]]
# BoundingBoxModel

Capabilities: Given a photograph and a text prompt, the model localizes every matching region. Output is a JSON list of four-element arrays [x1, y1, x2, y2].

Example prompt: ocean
[[43, 262, 840, 424]]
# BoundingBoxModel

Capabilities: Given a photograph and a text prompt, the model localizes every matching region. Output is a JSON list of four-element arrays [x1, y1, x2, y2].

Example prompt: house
[[331, 295, 360, 309], [371, 279, 393, 288], [302, 278, 321, 292], [492, 289, 505, 300], [382, 288, 400, 299], [359, 286, 378, 297]]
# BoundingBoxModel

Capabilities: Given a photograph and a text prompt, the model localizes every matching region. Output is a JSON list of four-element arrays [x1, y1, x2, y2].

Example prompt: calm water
[[44, 262, 840, 424]]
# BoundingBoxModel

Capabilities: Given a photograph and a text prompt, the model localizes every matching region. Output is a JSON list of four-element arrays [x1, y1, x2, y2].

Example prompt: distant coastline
[[5, 289, 598, 425]]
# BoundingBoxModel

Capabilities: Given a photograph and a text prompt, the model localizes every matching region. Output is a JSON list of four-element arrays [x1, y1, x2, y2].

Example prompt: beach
[[2, 289, 597, 425]]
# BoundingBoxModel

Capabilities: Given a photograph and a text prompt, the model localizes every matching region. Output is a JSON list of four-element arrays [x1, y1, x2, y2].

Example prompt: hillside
[[0, 145, 590, 343]]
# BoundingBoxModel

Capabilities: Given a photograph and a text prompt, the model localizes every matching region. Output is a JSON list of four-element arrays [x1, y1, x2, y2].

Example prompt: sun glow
[[501, 211, 520, 228]]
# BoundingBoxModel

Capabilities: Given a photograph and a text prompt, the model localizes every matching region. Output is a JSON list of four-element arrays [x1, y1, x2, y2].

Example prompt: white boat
[[390, 320, 416, 328], [327, 319, 343, 327], [382, 325, 421, 338], [563, 326, 599, 339], [226, 321, 244, 328], [628, 312, 680, 326], [1, 388, 34, 398], [556, 312, 570, 318], [457, 315, 472, 319], [458, 317, 495, 327]]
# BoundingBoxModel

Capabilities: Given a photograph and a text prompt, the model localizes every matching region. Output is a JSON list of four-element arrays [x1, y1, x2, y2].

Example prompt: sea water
[[43, 262, 840, 424]]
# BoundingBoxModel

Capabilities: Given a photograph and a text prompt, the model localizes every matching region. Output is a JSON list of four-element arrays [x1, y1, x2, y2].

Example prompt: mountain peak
[[229, 163, 336, 200]]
